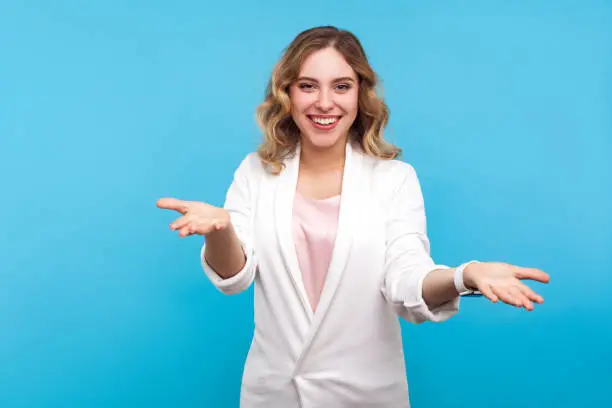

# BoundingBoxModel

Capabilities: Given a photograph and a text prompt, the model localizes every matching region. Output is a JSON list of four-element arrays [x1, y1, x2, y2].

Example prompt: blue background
[[1, 1, 611, 407]]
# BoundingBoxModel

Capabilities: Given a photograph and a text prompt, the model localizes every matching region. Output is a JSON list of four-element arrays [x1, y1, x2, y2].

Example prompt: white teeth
[[311, 117, 338, 125]]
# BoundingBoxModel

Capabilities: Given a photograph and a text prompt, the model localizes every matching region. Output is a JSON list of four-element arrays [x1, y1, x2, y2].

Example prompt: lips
[[307, 115, 341, 131]]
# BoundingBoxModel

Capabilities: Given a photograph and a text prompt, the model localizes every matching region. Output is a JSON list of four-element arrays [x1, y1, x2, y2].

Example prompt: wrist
[[462, 261, 480, 291], [453, 260, 480, 294]]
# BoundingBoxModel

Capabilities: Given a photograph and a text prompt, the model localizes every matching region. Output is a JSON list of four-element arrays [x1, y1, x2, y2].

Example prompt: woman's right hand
[[156, 197, 230, 238]]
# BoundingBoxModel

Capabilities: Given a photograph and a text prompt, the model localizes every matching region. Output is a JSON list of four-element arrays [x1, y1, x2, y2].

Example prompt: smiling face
[[288, 46, 359, 151]]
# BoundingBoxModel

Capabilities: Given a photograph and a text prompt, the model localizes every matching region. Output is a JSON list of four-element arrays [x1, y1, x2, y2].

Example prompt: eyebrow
[[297, 76, 356, 83]]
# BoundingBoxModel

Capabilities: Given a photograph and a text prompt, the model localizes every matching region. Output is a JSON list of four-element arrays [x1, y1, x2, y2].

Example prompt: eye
[[298, 82, 316, 91], [335, 83, 352, 92]]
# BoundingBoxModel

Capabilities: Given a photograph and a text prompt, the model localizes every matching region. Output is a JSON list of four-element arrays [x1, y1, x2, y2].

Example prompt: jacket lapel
[[312, 142, 360, 320], [294, 142, 362, 370], [273, 144, 315, 322]]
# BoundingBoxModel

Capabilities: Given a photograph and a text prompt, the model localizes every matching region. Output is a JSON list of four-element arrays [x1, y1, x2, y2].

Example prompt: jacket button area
[[292, 375, 303, 386]]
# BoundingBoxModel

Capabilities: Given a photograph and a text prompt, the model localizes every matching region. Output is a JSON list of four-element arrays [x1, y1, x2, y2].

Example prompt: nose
[[315, 89, 334, 111]]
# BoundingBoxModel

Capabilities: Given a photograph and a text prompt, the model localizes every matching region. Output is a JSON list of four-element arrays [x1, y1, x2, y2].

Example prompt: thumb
[[157, 197, 190, 214]]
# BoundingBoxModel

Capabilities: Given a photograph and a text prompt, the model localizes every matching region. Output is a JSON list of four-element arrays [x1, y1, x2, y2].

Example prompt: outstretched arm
[[381, 162, 550, 323], [422, 262, 550, 311], [157, 197, 246, 279], [156, 154, 259, 295]]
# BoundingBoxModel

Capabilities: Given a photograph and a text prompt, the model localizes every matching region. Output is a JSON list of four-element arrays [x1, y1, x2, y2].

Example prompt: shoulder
[[233, 151, 266, 177], [362, 153, 421, 194], [359, 155, 428, 213], [370, 156, 418, 179]]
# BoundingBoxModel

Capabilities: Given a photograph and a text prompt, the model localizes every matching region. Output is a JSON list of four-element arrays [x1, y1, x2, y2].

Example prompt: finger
[[518, 282, 544, 304], [186, 219, 216, 236], [478, 283, 498, 303], [178, 224, 194, 238], [509, 287, 534, 311], [491, 286, 521, 308], [515, 267, 550, 284], [157, 198, 190, 214], [211, 218, 228, 231], [170, 214, 194, 231]]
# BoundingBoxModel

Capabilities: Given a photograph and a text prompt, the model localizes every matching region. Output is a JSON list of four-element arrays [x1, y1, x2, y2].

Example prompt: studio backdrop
[[1, 1, 610, 407]]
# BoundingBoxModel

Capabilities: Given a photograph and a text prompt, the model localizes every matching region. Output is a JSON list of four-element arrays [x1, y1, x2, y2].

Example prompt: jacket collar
[[273, 141, 363, 335]]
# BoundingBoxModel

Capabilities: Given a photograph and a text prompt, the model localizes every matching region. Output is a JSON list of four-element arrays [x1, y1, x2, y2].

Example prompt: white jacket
[[201, 142, 460, 408]]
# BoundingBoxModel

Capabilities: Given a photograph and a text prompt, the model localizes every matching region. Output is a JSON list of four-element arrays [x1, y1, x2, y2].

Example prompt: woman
[[157, 26, 550, 408]]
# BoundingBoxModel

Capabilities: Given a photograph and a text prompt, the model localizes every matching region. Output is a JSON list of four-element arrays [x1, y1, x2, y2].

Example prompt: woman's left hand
[[463, 262, 550, 311]]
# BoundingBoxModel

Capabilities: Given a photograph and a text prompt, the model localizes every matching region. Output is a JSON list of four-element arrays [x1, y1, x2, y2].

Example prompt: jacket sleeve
[[380, 163, 460, 324], [200, 154, 258, 295]]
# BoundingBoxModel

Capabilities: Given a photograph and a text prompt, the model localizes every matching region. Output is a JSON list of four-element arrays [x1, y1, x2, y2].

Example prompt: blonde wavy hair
[[255, 26, 401, 174]]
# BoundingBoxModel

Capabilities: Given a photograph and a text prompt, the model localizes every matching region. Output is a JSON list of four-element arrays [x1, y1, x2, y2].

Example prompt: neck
[[299, 137, 347, 172]]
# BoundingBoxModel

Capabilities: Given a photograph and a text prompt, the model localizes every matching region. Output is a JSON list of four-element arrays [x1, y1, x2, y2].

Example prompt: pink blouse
[[292, 191, 341, 312]]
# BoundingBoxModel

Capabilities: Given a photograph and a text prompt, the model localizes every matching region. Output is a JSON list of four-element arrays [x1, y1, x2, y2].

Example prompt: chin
[[302, 133, 344, 149]]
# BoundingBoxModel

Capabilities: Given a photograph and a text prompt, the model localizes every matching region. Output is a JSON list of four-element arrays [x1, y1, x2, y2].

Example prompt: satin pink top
[[292, 191, 341, 312]]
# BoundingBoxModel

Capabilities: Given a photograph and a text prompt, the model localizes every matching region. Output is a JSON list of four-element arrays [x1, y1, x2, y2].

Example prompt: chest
[[296, 168, 343, 200], [251, 170, 388, 277]]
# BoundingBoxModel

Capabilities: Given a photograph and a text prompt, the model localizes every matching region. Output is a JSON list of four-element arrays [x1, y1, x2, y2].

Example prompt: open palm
[[464, 262, 550, 311], [156, 197, 230, 237]]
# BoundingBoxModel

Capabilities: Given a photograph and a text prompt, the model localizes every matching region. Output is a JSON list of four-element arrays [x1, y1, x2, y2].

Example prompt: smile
[[307, 115, 341, 130]]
